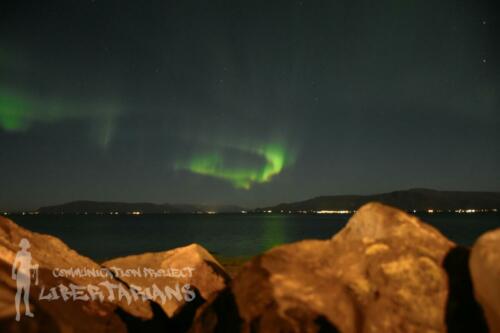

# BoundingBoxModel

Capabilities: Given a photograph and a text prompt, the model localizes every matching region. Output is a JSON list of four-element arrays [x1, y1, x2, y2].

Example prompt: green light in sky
[[177, 142, 292, 189], [0, 92, 33, 131], [0, 88, 120, 148]]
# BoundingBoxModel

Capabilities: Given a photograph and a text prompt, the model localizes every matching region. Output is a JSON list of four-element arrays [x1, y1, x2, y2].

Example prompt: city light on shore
[[316, 210, 352, 215]]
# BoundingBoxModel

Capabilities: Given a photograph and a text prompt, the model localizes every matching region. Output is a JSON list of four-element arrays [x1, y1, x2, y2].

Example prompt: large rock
[[190, 203, 459, 333], [102, 244, 230, 319], [470, 228, 500, 333], [0, 216, 152, 333], [329, 202, 455, 333]]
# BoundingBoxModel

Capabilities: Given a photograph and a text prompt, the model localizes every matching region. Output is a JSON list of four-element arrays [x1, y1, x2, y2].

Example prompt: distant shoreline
[[4, 210, 499, 216], [5, 188, 500, 215]]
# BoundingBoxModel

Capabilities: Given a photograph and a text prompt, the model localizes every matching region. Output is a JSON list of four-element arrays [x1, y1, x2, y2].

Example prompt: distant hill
[[259, 189, 500, 212], [37, 201, 245, 214], [34, 189, 500, 214]]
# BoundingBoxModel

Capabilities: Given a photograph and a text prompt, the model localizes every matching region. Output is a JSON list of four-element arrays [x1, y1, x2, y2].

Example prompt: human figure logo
[[11, 238, 39, 321]]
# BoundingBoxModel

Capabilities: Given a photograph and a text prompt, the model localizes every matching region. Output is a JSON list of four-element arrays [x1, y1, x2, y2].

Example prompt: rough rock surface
[[190, 203, 459, 333], [329, 202, 455, 333], [2, 203, 495, 333], [103, 243, 230, 318], [470, 228, 500, 333], [0, 216, 151, 333]]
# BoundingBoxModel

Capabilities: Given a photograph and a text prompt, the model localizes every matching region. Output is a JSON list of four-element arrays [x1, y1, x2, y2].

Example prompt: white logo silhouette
[[11, 238, 38, 321]]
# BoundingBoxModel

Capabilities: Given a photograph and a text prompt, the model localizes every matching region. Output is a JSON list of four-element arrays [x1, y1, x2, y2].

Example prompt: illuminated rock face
[[470, 228, 500, 333], [0, 216, 230, 333], [1, 207, 496, 333], [0, 216, 150, 333], [102, 244, 230, 318], [190, 203, 488, 333], [329, 203, 455, 333]]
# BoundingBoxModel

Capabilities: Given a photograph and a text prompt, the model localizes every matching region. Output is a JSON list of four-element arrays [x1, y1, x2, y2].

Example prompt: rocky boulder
[[102, 244, 230, 320], [190, 203, 463, 333], [470, 228, 500, 333], [0, 216, 152, 333], [329, 202, 455, 333]]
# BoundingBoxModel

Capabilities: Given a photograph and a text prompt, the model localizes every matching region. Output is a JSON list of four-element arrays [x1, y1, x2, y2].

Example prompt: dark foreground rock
[[470, 228, 500, 333], [190, 203, 490, 333]]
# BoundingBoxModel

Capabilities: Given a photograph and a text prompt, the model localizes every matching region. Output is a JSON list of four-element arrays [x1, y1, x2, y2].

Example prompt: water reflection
[[261, 215, 287, 250]]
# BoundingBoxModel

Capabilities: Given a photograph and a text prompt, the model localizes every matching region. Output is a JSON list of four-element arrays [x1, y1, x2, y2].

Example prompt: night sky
[[1, 0, 499, 211]]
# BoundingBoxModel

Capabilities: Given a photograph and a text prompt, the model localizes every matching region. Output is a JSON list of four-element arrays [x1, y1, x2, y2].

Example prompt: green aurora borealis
[[0, 88, 119, 148], [176, 143, 293, 189], [2, 0, 499, 211], [1, 87, 295, 190], [0, 90, 38, 131]]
